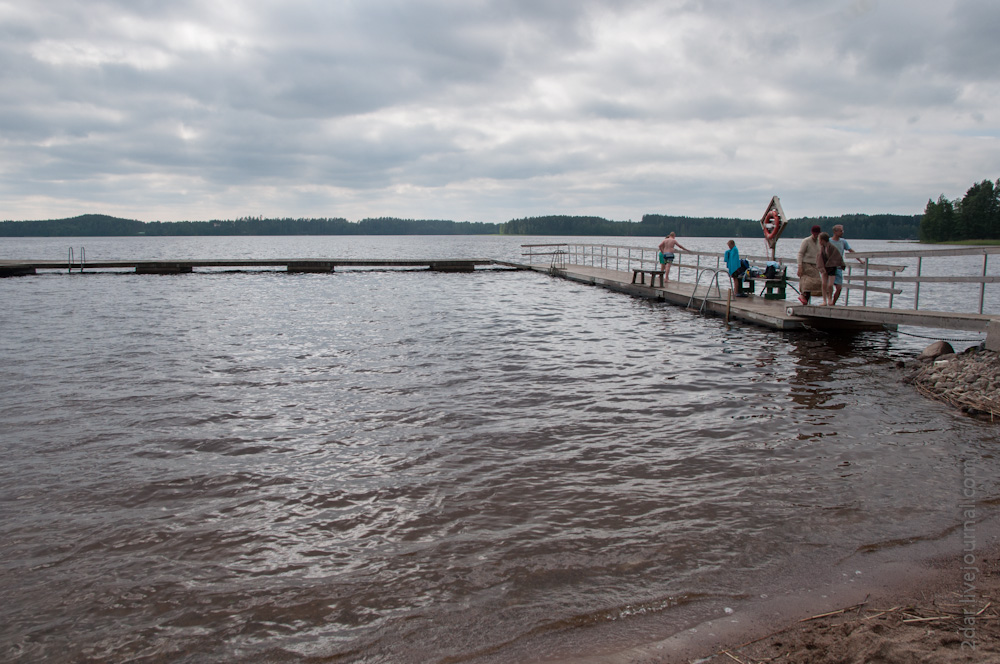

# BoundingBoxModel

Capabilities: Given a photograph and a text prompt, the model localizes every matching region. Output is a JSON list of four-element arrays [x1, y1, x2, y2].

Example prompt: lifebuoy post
[[759, 196, 788, 262]]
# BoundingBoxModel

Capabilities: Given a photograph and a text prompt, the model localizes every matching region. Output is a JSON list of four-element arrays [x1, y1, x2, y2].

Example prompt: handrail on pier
[[522, 242, 997, 318]]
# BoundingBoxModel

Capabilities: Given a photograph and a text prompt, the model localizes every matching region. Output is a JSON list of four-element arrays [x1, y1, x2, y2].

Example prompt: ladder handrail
[[68, 246, 85, 273], [687, 266, 725, 312]]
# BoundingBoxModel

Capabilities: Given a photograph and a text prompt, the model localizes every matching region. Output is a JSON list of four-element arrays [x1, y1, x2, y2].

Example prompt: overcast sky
[[2, 0, 998, 223]]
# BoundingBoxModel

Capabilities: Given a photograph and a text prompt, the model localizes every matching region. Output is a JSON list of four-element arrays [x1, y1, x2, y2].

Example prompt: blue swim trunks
[[658, 252, 675, 264], [834, 268, 844, 285]]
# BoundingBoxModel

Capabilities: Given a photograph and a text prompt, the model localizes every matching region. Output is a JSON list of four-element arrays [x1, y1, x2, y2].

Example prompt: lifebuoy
[[762, 209, 781, 241]]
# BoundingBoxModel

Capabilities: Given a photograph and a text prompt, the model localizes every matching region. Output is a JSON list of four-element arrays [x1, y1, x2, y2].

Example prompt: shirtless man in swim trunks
[[657, 232, 689, 282]]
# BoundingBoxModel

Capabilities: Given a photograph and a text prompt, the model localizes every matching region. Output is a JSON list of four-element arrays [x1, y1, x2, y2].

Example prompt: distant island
[[0, 212, 922, 239]]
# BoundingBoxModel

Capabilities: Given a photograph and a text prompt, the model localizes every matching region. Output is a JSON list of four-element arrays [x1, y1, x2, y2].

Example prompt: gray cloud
[[1, 0, 997, 222]]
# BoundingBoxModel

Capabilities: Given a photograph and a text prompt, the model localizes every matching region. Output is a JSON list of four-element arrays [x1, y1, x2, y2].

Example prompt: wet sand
[[650, 521, 1000, 663], [678, 556, 1000, 663], [551, 514, 1000, 664]]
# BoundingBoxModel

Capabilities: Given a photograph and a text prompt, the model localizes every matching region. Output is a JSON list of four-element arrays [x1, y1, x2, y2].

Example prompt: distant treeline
[[1, 211, 922, 239], [503, 214, 920, 239], [920, 179, 1000, 242], [0, 215, 499, 237]]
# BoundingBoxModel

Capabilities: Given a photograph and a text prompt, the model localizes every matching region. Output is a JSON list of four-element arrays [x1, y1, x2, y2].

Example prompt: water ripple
[[1, 259, 998, 663]]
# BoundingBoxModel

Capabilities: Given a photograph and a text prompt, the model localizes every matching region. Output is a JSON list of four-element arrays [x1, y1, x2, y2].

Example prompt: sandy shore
[[555, 508, 1000, 664], [634, 526, 1000, 664], [682, 558, 1000, 663]]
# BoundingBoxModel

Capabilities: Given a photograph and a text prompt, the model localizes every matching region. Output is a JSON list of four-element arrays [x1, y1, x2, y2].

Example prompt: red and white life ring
[[762, 209, 781, 241]]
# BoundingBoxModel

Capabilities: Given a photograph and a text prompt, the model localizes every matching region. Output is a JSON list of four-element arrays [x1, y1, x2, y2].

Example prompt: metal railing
[[522, 243, 999, 315], [521, 243, 727, 280], [846, 246, 1000, 314]]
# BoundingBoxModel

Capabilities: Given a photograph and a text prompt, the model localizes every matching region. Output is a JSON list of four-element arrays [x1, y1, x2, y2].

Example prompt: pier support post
[[987, 319, 1000, 352]]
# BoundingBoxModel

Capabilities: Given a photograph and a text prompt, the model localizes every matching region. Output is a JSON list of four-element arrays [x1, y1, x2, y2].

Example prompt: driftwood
[[913, 380, 999, 421]]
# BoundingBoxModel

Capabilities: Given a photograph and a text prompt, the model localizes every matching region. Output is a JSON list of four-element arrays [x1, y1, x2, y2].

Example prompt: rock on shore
[[904, 342, 1000, 420]]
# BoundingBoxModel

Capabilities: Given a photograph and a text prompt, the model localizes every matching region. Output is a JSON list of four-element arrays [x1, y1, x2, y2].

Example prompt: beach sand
[[680, 556, 1000, 663], [645, 542, 1000, 663], [558, 515, 1000, 664]]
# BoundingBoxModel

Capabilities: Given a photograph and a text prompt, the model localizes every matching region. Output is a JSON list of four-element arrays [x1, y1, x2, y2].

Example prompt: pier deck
[[0, 258, 493, 275], [787, 303, 996, 333], [4, 255, 998, 345], [528, 263, 1000, 346], [524, 263, 826, 331]]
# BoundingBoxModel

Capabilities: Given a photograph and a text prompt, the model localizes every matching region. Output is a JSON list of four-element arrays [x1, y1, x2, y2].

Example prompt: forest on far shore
[[7, 180, 997, 241], [0, 212, 922, 239], [920, 179, 1000, 242]]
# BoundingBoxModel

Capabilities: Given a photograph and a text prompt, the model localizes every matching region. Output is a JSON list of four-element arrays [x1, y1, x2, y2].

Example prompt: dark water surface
[[2, 236, 998, 663]]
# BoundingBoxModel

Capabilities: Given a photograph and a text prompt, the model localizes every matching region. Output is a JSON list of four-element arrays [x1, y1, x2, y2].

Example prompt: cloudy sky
[[2, 0, 998, 223]]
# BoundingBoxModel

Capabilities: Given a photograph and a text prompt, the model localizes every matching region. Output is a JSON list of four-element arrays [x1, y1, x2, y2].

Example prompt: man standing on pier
[[829, 224, 861, 305], [657, 232, 689, 283], [796, 225, 823, 305]]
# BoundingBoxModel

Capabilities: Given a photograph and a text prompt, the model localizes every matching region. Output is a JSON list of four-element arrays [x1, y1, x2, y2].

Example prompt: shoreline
[[610, 515, 1000, 664], [551, 346, 1000, 664], [541, 516, 1000, 664], [676, 542, 1000, 663], [651, 348, 1000, 663]]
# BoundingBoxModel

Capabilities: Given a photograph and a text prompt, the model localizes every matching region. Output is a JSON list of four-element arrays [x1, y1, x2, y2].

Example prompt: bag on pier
[[732, 258, 749, 279]]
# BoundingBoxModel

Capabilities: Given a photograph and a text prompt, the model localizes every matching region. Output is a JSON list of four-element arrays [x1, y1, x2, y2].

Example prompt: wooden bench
[[744, 266, 787, 300], [632, 269, 664, 287]]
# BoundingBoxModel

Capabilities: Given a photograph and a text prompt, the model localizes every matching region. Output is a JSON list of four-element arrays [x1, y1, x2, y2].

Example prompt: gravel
[[903, 342, 1000, 420]]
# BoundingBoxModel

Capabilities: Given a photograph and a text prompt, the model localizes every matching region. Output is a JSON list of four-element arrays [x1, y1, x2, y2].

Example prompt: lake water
[[1, 235, 998, 663]]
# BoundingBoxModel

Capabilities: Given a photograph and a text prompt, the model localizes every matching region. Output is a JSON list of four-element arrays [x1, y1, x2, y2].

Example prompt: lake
[[1, 235, 998, 663]]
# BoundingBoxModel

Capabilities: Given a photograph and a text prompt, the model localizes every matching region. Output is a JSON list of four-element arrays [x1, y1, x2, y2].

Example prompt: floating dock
[[4, 254, 998, 347], [514, 262, 858, 331], [518, 262, 1000, 349], [0, 258, 493, 275]]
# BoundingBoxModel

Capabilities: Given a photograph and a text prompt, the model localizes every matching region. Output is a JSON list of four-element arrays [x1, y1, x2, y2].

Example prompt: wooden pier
[[4, 248, 999, 349], [516, 243, 1000, 350], [0, 258, 493, 275], [516, 262, 863, 331]]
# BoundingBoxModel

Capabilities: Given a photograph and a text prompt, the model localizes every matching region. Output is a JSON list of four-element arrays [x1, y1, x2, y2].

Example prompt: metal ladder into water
[[686, 267, 724, 313], [68, 247, 85, 273], [550, 247, 567, 270]]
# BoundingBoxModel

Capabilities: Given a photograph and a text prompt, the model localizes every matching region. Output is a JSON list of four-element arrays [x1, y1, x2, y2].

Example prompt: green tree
[[958, 179, 1000, 240], [919, 195, 955, 243]]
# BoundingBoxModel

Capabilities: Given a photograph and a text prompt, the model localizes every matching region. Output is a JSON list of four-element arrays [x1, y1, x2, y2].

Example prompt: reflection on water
[[1, 238, 998, 663]]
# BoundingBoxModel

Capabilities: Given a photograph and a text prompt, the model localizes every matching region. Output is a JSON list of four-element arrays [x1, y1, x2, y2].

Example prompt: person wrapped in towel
[[725, 240, 750, 297]]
